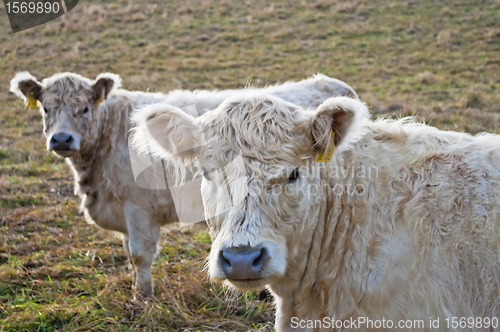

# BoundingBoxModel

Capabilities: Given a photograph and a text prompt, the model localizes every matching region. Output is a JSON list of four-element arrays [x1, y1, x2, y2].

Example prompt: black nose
[[219, 246, 268, 280], [49, 132, 74, 151]]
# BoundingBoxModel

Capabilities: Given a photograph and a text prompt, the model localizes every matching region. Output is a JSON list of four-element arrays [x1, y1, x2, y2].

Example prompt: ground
[[0, 0, 499, 331]]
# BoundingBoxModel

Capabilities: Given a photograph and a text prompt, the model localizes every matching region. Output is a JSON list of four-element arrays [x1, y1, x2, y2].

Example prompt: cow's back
[[405, 129, 500, 320]]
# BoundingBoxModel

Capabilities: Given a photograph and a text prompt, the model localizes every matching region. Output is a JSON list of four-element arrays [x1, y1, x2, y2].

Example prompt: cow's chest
[[81, 186, 128, 233]]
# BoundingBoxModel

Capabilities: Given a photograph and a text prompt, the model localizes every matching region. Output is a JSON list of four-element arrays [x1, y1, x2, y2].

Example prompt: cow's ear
[[130, 103, 205, 162], [92, 73, 121, 103], [311, 96, 369, 155], [10, 72, 42, 106]]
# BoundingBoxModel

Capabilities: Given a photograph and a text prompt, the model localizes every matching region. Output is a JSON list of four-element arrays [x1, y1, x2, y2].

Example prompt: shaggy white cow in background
[[131, 94, 500, 331], [10, 72, 357, 299]]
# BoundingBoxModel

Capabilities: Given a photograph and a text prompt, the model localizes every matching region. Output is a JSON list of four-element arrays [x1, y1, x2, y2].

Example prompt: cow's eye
[[82, 107, 89, 114], [288, 169, 299, 183], [203, 170, 211, 181], [43, 107, 49, 114]]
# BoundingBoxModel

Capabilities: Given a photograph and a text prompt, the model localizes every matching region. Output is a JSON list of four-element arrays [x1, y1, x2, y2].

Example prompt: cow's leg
[[122, 234, 131, 263], [124, 202, 160, 299], [122, 234, 136, 289], [129, 223, 160, 299]]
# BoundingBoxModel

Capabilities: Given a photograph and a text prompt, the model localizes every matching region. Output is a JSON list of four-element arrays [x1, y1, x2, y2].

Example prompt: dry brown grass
[[417, 71, 436, 85], [436, 29, 460, 48], [458, 85, 489, 109]]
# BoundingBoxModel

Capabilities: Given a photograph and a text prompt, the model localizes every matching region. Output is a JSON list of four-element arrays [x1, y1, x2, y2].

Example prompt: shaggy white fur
[[10, 71, 356, 299], [131, 93, 500, 331]]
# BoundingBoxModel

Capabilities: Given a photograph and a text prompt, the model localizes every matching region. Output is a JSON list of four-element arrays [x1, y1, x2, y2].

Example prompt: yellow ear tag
[[26, 92, 37, 108], [316, 132, 336, 162], [95, 89, 107, 104]]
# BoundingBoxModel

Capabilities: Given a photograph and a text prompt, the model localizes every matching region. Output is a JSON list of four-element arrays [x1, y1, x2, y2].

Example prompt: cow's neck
[[272, 136, 411, 326], [68, 101, 130, 196], [271, 149, 370, 325]]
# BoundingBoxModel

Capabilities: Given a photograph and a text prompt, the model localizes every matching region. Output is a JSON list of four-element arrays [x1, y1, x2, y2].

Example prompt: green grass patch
[[0, 196, 41, 208], [0, 149, 9, 160]]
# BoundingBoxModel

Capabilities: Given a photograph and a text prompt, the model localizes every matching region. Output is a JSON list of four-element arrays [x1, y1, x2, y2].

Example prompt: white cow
[[131, 93, 500, 330], [10, 72, 357, 299]]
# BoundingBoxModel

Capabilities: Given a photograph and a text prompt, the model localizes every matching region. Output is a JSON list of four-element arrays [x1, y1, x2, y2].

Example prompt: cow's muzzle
[[48, 132, 78, 156], [219, 246, 268, 280]]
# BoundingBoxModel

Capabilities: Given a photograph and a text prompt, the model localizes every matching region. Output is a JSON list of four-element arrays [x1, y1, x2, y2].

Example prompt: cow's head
[[130, 94, 368, 290], [10, 72, 121, 158]]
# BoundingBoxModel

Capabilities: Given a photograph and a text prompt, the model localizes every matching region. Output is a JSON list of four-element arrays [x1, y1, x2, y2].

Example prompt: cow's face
[[199, 152, 318, 290], [10, 72, 120, 158], [131, 94, 368, 290]]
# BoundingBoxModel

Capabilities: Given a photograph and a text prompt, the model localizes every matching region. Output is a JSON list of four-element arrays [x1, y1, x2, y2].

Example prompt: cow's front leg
[[124, 202, 160, 299], [122, 235, 136, 287]]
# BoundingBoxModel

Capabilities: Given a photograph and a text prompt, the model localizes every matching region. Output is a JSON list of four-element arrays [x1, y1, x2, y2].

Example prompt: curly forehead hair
[[40, 73, 122, 108], [200, 94, 315, 166]]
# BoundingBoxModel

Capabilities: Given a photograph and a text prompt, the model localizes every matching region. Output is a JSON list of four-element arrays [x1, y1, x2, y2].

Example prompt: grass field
[[0, 0, 499, 331]]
